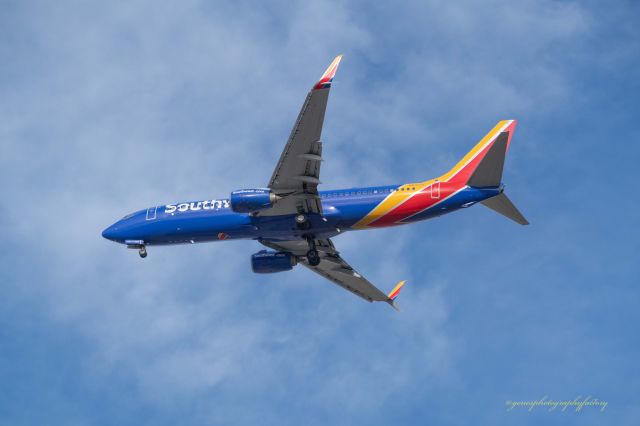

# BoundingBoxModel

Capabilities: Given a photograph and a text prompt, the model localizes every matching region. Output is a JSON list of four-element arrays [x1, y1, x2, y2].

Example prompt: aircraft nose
[[102, 224, 120, 241]]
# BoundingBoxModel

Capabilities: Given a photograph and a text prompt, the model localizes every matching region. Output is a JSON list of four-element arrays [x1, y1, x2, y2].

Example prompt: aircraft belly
[[253, 213, 341, 241], [326, 196, 386, 230]]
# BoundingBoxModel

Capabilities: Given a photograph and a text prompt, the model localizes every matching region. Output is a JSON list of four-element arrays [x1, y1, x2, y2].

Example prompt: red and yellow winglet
[[387, 280, 407, 311], [313, 55, 343, 90]]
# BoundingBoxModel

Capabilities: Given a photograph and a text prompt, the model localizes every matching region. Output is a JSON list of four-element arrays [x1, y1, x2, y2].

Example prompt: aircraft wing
[[260, 238, 406, 309], [260, 55, 343, 217]]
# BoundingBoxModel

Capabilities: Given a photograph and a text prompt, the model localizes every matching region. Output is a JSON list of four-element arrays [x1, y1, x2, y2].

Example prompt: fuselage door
[[430, 181, 441, 199], [146, 206, 157, 221]]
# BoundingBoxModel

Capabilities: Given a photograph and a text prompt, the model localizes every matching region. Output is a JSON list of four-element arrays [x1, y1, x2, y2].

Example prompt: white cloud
[[6, 0, 636, 424]]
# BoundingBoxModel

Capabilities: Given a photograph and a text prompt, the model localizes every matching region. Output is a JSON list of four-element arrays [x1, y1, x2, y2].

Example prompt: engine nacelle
[[251, 250, 297, 274], [230, 188, 278, 213]]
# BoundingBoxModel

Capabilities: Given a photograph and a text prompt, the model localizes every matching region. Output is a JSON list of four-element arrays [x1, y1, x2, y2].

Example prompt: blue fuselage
[[102, 185, 500, 246]]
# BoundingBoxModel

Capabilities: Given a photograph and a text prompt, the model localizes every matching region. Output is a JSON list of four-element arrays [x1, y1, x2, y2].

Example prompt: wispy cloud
[[1, 0, 639, 425]]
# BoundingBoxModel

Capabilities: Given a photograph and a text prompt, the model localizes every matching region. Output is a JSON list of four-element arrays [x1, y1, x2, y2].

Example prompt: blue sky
[[1, 0, 639, 424]]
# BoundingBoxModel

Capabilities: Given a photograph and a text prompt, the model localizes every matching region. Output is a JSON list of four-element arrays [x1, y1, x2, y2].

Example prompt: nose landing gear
[[127, 243, 148, 258]]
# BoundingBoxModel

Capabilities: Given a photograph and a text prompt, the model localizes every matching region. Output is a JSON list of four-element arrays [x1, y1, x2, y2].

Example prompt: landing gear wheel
[[306, 249, 320, 266], [295, 213, 310, 230], [138, 246, 147, 258]]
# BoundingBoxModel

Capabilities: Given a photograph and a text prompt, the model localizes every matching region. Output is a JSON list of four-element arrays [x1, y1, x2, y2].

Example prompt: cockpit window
[[121, 212, 136, 220]]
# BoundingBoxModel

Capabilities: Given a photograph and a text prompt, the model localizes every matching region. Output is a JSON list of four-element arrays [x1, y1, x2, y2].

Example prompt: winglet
[[313, 55, 343, 90], [386, 280, 407, 311]]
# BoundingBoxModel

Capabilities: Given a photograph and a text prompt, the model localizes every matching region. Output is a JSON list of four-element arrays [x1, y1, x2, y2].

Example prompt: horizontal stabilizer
[[481, 192, 529, 225]]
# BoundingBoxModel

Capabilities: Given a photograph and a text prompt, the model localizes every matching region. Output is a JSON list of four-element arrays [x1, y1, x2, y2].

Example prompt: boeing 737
[[102, 55, 528, 309]]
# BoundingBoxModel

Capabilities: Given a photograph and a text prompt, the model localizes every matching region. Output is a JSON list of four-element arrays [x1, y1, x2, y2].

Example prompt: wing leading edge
[[260, 239, 406, 310]]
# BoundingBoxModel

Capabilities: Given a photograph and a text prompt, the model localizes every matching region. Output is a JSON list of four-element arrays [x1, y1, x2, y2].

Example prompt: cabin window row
[[319, 188, 398, 198]]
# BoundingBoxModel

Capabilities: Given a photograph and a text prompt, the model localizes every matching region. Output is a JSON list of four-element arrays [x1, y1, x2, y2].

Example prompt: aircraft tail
[[438, 120, 516, 185], [438, 120, 529, 225]]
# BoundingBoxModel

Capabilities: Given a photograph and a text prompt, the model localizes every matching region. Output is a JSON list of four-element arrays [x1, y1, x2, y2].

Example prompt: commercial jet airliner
[[102, 55, 528, 309]]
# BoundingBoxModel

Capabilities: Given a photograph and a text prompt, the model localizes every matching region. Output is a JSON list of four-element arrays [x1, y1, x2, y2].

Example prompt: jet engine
[[251, 250, 297, 273], [230, 188, 279, 213]]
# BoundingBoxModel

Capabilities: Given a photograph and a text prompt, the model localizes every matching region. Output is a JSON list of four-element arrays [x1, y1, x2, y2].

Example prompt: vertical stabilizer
[[437, 120, 517, 185], [467, 131, 509, 187]]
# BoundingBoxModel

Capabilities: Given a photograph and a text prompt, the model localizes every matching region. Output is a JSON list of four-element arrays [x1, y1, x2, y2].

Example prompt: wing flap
[[305, 255, 389, 302]]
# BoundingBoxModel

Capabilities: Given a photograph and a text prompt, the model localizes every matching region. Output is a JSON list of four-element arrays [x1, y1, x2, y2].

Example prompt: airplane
[[102, 55, 528, 310]]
